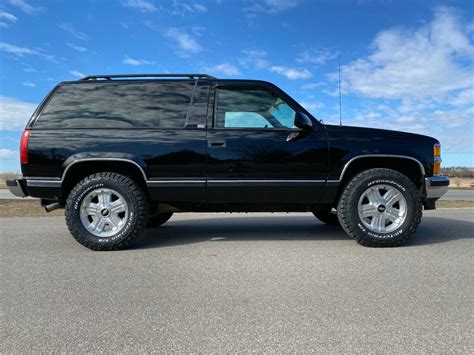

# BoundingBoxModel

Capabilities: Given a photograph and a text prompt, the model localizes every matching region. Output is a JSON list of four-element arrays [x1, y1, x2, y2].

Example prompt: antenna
[[338, 51, 343, 126]]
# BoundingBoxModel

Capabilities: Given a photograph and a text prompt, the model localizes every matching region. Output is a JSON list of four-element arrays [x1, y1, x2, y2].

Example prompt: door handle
[[208, 140, 226, 147]]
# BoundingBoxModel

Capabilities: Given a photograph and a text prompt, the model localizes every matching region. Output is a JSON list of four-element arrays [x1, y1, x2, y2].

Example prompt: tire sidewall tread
[[337, 168, 422, 247], [65, 172, 148, 251]]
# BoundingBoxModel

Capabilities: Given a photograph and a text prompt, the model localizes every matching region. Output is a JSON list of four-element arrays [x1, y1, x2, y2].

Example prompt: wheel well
[[335, 157, 424, 206], [61, 161, 148, 201]]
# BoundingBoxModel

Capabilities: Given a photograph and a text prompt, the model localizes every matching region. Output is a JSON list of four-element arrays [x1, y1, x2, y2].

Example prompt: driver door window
[[216, 88, 296, 129]]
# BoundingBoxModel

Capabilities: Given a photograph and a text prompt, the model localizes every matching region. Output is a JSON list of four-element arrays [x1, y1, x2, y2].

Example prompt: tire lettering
[[74, 183, 104, 210]]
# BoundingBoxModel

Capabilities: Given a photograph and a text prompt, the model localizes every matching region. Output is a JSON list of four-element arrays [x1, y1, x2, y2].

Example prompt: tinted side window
[[216, 88, 296, 129], [34, 81, 195, 129]]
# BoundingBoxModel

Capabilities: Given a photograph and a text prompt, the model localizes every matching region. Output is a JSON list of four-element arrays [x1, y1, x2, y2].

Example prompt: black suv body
[[8, 74, 449, 250]]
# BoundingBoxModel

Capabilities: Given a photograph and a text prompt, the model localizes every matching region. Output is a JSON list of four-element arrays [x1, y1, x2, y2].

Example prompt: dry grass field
[[449, 177, 474, 189]]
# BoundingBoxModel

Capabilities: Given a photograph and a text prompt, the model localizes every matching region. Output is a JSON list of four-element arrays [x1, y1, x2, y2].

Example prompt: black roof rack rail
[[79, 74, 216, 81]]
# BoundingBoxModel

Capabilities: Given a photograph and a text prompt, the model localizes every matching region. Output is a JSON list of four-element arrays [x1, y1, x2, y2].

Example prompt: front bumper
[[425, 176, 449, 199], [6, 179, 28, 198]]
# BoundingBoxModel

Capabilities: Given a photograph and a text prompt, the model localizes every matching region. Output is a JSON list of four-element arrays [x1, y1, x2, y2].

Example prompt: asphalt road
[[0, 187, 473, 200], [1, 209, 473, 352]]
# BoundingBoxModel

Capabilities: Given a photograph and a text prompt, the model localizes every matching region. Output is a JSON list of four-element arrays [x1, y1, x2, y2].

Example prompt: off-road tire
[[147, 212, 173, 228], [312, 210, 340, 226], [65, 172, 148, 251], [337, 168, 422, 247]]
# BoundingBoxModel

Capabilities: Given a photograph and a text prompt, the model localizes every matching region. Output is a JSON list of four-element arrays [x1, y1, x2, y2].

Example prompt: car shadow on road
[[132, 214, 474, 250], [133, 216, 347, 249], [406, 216, 474, 247]]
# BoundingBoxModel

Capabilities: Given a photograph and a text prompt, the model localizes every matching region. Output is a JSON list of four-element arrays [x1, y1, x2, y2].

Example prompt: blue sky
[[0, 0, 473, 172]]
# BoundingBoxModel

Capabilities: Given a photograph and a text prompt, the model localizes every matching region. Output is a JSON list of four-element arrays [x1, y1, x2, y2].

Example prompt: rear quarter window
[[34, 81, 195, 129]]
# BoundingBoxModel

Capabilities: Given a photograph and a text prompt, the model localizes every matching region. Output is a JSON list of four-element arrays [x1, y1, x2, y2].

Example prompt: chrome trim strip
[[147, 180, 205, 183], [26, 180, 62, 187], [147, 180, 205, 187], [207, 179, 331, 187], [208, 179, 328, 183], [24, 176, 61, 181], [61, 158, 148, 182], [148, 179, 338, 187], [340, 155, 426, 180], [31, 166, 341, 188]]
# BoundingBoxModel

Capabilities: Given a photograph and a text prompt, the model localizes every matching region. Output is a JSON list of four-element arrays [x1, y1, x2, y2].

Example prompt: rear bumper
[[425, 176, 450, 199], [6, 179, 28, 198]]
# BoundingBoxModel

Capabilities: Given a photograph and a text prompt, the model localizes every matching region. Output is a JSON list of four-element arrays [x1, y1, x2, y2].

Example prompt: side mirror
[[294, 112, 313, 130]]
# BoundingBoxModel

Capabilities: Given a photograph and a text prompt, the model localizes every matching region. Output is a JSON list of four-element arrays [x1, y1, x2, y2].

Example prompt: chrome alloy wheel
[[79, 188, 129, 238], [357, 184, 407, 234]]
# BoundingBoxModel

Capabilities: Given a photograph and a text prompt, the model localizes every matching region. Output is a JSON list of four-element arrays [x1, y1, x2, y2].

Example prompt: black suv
[[7, 74, 449, 250]]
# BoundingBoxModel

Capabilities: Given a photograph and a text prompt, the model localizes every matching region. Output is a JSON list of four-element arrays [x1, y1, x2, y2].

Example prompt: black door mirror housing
[[294, 112, 313, 130]]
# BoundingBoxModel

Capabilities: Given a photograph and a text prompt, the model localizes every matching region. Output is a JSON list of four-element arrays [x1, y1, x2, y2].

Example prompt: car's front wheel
[[65, 172, 148, 250], [337, 168, 422, 247]]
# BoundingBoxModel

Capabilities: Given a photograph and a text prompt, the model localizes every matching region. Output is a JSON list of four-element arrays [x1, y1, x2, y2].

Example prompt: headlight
[[433, 143, 441, 176]]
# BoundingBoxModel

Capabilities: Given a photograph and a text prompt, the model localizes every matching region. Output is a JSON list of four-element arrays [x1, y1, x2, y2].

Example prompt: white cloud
[[170, 1, 207, 15], [0, 149, 19, 159], [22, 81, 35, 87], [122, 55, 153, 66], [299, 101, 325, 112], [0, 22, 9, 28], [8, 0, 41, 14], [301, 82, 327, 90], [270, 66, 312, 80], [0, 11, 18, 22], [191, 3, 207, 12], [0, 41, 35, 56], [0, 41, 57, 62], [122, 0, 157, 12], [191, 25, 205, 37], [65, 42, 88, 52], [336, 104, 474, 155], [23, 65, 36, 72], [339, 7, 474, 102], [0, 96, 37, 131], [240, 49, 269, 69], [205, 63, 241, 76], [297, 48, 338, 65], [69, 70, 84, 79], [319, 6, 474, 161], [59, 24, 88, 41], [245, 0, 299, 16], [165, 28, 202, 56], [449, 88, 474, 107]]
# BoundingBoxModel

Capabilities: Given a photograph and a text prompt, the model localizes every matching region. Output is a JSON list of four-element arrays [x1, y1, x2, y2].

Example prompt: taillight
[[20, 129, 31, 164], [433, 143, 441, 176]]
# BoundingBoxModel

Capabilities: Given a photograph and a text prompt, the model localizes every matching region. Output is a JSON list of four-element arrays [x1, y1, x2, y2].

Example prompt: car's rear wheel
[[147, 212, 173, 228], [65, 172, 148, 251], [312, 209, 340, 226], [337, 168, 422, 247]]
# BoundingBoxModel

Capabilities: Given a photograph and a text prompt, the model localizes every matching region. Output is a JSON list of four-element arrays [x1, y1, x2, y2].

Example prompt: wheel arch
[[334, 155, 426, 206], [61, 158, 149, 200]]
